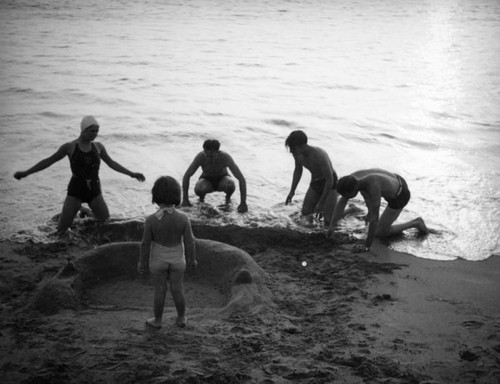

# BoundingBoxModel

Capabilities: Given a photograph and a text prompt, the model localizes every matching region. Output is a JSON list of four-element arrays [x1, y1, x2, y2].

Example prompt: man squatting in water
[[181, 139, 248, 213]]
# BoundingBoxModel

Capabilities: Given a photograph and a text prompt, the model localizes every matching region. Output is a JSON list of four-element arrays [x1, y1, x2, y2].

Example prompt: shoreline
[[1, 223, 499, 383], [351, 241, 500, 382], [3, 204, 498, 263]]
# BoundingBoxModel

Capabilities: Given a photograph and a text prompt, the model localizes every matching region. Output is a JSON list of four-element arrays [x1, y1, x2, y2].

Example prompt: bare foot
[[145, 317, 162, 329], [79, 206, 93, 218], [50, 229, 75, 242], [176, 316, 187, 328]]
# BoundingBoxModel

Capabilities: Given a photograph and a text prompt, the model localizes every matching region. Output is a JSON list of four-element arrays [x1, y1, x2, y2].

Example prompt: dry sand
[[0, 221, 499, 383]]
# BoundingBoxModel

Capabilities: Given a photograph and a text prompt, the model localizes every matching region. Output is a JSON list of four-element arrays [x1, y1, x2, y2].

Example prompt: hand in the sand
[[315, 212, 325, 224], [313, 201, 325, 217], [237, 202, 248, 213], [352, 244, 370, 253], [285, 192, 294, 205]]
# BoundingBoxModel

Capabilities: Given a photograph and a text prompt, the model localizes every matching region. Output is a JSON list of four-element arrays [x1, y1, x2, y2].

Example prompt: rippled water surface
[[1, 0, 499, 260]]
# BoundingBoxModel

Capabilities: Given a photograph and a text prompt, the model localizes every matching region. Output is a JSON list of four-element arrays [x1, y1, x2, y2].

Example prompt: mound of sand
[[32, 239, 271, 316]]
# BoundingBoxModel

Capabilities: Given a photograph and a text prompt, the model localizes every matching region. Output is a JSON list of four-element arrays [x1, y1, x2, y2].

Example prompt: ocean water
[[1, 0, 499, 261]]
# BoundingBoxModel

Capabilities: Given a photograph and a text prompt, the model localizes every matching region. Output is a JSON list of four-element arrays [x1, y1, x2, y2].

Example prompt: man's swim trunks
[[199, 174, 229, 191], [384, 175, 411, 209], [309, 172, 339, 195], [67, 143, 102, 203], [149, 242, 186, 274]]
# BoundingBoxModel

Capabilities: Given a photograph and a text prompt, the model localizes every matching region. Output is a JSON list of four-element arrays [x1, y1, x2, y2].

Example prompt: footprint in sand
[[461, 320, 484, 329]]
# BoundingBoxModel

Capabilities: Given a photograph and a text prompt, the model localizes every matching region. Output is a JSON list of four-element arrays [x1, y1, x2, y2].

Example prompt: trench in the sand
[[33, 237, 272, 315], [87, 273, 227, 309]]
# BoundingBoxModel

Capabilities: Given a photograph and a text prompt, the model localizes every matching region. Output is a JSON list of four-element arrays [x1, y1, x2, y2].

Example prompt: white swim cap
[[80, 116, 99, 132]]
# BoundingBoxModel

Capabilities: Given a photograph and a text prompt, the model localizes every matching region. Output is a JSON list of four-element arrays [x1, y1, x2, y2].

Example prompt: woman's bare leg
[[89, 195, 110, 221], [57, 196, 82, 234]]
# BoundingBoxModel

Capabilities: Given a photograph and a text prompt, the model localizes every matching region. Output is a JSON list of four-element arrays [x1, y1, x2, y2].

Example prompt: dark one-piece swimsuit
[[67, 143, 102, 203], [309, 171, 339, 195], [384, 175, 411, 209]]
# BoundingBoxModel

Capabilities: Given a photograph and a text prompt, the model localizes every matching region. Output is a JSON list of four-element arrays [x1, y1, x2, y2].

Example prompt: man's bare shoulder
[[359, 173, 387, 195], [218, 151, 234, 162], [311, 145, 327, 153], [356, 171, 381, 183], [352, 169, 376, 178], [193, 151, 206, 162], [310, 146, 330, 159]]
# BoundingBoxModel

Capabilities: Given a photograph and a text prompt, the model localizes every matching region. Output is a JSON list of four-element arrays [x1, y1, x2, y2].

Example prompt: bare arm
[[98, 144, 145, 182], [286, 158, 303, 204], [183, 218, 197, 269], [138, 218, 153, 273], [362, 186, 381, 249], [226, 155, 247, 213], [181, 153, 203, 206], [14, 144, 69, 179], [327, 196, 349, 236]]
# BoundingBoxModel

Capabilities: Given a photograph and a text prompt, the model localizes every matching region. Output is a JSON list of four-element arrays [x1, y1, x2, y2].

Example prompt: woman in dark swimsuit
[[14, 116, 145, 236]]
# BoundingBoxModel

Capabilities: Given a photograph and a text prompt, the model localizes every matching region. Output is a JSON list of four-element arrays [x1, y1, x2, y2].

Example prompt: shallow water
[[1, 0, 499, 260]]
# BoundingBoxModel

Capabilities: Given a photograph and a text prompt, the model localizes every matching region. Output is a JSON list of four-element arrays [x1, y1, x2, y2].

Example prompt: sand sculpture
[[32, 239, 271, 316]]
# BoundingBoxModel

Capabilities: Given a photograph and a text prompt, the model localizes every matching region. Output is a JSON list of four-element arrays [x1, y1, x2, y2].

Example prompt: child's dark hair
[[285, 130, 308, 151], [203, 139, 220, 151], [151, 176, 181, 206]]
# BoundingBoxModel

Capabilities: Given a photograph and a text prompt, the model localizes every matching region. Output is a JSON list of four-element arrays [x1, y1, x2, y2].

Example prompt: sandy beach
[[1, 220, 499, 383]]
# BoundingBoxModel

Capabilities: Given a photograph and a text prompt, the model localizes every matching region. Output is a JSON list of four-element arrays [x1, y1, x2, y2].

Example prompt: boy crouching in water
[[138, 176, 197, 329]]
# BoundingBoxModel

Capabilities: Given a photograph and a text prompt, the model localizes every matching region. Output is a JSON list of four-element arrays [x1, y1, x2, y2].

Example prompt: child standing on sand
[[138, 176, 197, 329]]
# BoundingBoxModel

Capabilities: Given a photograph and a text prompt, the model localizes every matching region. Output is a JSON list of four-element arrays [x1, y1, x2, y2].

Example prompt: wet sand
[[1, 221, 499, 383]]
